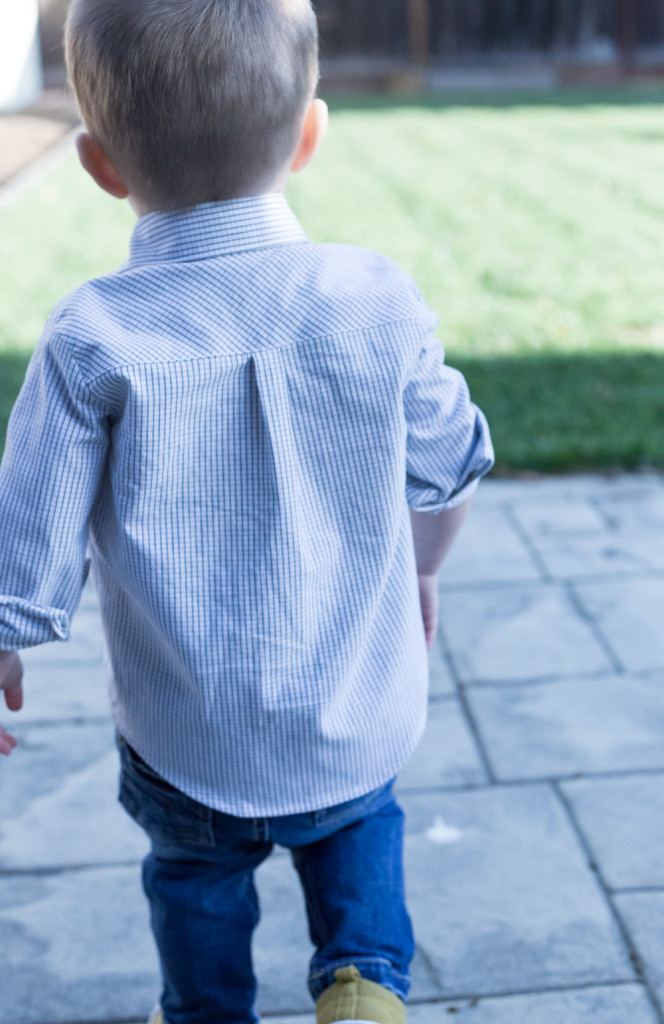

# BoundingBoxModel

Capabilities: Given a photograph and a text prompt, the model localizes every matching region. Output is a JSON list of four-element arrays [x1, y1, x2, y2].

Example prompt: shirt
[[0, 194, 493, 816]]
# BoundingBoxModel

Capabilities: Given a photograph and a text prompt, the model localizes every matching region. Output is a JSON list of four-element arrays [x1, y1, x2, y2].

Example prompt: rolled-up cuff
[[407, 474, 482, 514], [406, 407, 495, 514], [0, 596, 70, 648]]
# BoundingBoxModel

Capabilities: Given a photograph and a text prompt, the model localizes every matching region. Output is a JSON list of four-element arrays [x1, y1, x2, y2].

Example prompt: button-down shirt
[[0, 195, 493, 815]]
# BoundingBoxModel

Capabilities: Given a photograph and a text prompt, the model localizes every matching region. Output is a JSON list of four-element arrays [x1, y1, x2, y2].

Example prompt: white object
[[0, 0, 43, 112], [426, 814, 463, 845]]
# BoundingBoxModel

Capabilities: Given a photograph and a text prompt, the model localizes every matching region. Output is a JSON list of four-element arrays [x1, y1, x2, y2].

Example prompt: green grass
[[3, 87, 664, 471]]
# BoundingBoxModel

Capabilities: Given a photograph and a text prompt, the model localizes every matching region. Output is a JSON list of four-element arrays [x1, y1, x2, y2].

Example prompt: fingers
[[0, 653, 24, 751], [0, 652, 24, 711], [0, 724, 18, 756], [417, 574, 439, 651], [4, 680, 23, 712], [423, 610, 438, 650]]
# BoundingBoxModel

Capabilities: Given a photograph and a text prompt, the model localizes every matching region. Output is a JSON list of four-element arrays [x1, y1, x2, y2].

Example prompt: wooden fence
[[317, 0, 664, 65]]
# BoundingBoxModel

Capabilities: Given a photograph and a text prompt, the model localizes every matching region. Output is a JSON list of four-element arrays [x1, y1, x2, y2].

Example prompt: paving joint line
[[439, 568, 664, 593], [0, 859, 142, 879], [463, 667, 627, 689], [441, 576, 555, 594], [553, 782, 664, 1023], [501, 501, 552, 581], [427, 692, 461, 705], [590, 494, 620, 530], [609, 884, 664, 896], [21, 657, 106, 668], [564, 579, 625, 674], [11, 715, 113, 731], [440, 642, 463, 693], [29, 1018, 145, 1024], [414, 941, 445, 993], [428, 631, 462, 694], [554, 765, 664, 784], [398, 766, 664, 797], [425, 976, 651, 1004], [436, 623, 464, 687], [455, 682, 497, 785], [493, 766, 664, 787]]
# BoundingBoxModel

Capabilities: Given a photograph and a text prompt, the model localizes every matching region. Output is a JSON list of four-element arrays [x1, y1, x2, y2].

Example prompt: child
[[0, 1, 493, 1022]]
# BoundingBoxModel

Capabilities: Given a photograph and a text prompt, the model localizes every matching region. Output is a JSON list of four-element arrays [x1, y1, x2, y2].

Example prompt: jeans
[[117, 736, 414, 1024]]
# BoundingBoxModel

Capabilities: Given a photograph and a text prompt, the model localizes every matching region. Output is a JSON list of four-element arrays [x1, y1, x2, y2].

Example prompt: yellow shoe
[[147, 1006, 163, 1024], [316, 965, 406, 1024]]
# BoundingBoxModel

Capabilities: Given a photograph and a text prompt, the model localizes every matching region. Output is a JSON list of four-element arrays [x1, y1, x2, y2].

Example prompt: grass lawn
[[2, 87, 664, 472]]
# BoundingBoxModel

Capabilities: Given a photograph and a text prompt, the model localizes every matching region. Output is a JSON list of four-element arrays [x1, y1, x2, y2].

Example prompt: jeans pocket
[[118, 736, 215, 849]]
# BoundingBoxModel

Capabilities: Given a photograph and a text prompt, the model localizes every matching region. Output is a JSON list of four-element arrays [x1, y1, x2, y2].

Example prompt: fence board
[[318, 0, 664, 59]]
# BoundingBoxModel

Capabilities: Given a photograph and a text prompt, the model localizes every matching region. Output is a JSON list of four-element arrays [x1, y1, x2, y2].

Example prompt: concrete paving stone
[[574, 578, 664, 673], [466, 675, 664, 781], [513, 498, 609, 536], [597, 491, 664, 531], [14, 660, 110, 723], [269, 985, 658, 1023], [397, 698, 488, 791], [428, 635, 455, 697], [1, 721, 116, 820], [401, 787, 633, 996], [0, 722, 147, 869], [406, 986, 658, 1022], [440, 584, 613, 683], [253, 854, 314, 1014], [561, 773, 664, 891], [526, 530, 664, 579], [614, 892, 664, 1011], [0, 866, 160, 1024], [438, 504, 541, 586], [475, 473, 664, 506], [512, 499, 664, 578], [79, 576, 102, 608]]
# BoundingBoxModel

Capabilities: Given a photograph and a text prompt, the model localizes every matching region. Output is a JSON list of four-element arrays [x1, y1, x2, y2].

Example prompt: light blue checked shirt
[[0, 195, 493, 815]]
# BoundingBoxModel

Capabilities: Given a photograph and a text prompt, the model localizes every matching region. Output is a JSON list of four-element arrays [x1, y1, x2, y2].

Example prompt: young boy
[[0, 1, 493, 1022]]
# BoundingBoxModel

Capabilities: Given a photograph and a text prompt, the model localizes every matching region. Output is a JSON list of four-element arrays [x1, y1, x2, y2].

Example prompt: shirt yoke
[[48, 242, 439, 391]]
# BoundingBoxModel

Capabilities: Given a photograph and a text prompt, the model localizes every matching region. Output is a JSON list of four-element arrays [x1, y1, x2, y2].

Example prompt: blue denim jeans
[[117, 735, 414, 1024]]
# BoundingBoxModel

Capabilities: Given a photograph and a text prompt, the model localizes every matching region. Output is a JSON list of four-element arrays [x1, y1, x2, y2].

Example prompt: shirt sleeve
[[0, 325, 111, 648], [404, 332, 494, 513]]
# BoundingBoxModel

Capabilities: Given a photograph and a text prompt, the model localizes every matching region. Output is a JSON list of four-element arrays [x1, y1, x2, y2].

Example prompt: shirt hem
[[114, 716, 427, 819]]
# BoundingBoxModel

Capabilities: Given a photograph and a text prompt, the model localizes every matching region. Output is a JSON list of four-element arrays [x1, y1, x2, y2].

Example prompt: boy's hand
[[417, 574, 439, 651], [0, 651, 23, 755]]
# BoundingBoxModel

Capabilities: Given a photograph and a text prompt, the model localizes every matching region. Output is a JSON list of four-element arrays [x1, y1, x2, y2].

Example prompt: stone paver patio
[[2, 472, 664, 1023]]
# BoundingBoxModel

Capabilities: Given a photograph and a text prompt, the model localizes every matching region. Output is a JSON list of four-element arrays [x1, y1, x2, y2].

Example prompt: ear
[[291, 98, 329, 174], [76, 133, 130, 199]]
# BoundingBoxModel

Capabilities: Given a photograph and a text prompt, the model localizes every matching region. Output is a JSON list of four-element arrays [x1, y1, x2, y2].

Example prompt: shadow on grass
[[0, 352, 30, 455], [325, 85, 664, 113], [1, 348, 663, 474], [448, 350, 664, 474]]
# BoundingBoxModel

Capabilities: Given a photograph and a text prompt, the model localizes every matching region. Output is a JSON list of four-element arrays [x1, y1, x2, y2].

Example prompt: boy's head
[[65, 0, 323, 210]]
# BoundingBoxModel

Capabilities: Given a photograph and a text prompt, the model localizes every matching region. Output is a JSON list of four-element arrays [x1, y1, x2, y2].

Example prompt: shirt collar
[[127, 194, 309, 266]]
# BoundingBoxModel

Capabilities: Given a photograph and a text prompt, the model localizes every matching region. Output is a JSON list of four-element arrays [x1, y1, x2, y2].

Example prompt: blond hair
[[65, 0, 319, 207]]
